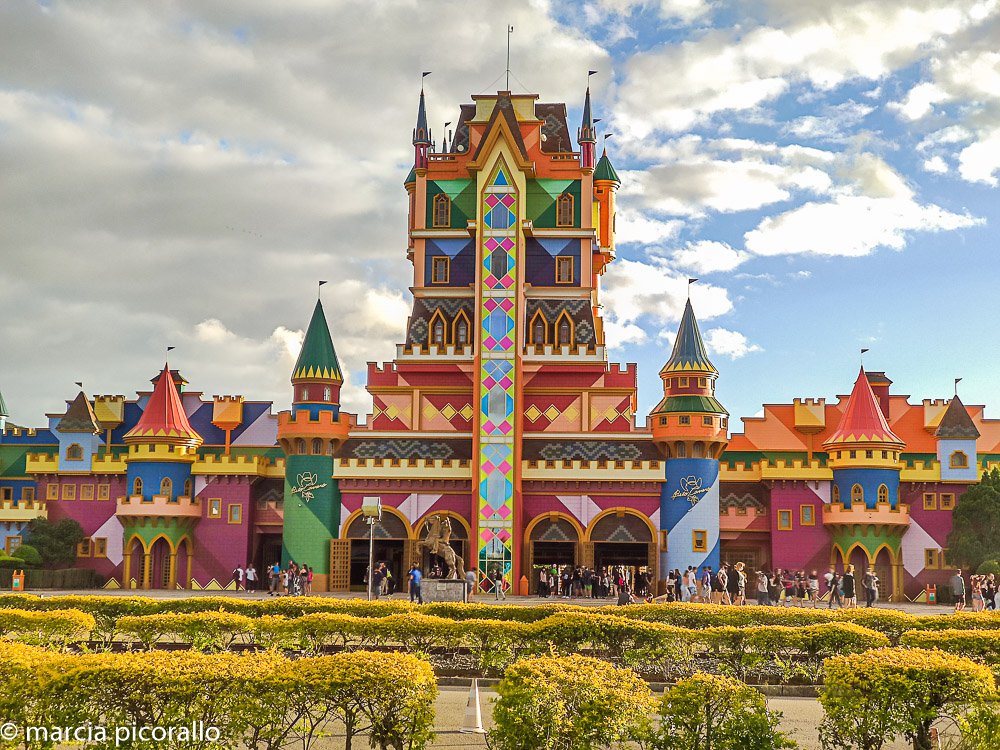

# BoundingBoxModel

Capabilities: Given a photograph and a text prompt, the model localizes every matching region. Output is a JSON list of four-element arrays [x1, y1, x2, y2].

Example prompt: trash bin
[[11, 569, 25, 592], [926, 584, 936, 604]]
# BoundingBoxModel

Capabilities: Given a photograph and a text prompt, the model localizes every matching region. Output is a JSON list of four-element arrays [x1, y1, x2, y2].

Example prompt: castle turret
[[822, 367, 908, 599], [55, 390, 102, 471], [593, 148, 620, 273], [120, 364, 203, 589], [935, 394, 979, 482], [278, 299, 350, 591], [650, 299, 728, 584], [412, 87, 432, 170], [578, 86, 596, 170]]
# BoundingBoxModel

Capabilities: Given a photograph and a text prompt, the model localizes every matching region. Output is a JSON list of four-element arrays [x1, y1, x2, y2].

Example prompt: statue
[[417, 514, 466, 580]]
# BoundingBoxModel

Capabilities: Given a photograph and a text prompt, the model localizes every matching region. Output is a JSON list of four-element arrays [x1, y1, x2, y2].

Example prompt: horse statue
[[417, 514, 466, 579]]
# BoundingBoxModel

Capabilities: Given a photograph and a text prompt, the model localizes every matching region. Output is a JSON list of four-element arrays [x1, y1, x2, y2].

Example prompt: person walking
[[951, 569, 967, 612], [232, 565, 244, 591], [268, 561, 281, 595], [863, 568, 878, 608], [828, 572, 843, 609], [408, 564, 423, 604], [493, 568, 506, 600], [371, 563, 385, 600], [733, 562, 747, 606], [756, 570, 770, 606], [244, 564, 257, 592], [842, 565, 857, 608]]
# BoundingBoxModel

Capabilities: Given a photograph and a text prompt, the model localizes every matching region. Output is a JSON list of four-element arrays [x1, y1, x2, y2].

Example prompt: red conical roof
[[824, 367, 904, 448], [124, 363, 202, 446]]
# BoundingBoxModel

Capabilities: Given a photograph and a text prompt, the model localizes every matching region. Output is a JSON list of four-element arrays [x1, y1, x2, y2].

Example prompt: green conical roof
[[292, 300, 343, 382], [404, 166, 416, 185], [661, 299, 717, 375], [0, 387, 7, 418], [594, 150, 620, 183]]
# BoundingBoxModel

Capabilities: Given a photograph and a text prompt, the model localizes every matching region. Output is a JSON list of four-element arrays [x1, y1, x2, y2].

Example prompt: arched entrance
[[149, 537, 172, 590], [586, 510, 656, 592], [125, 536, 145, 589], [415, 513, 469, 578], [524, 514, 580, 593], [345, 510, 411, 592]]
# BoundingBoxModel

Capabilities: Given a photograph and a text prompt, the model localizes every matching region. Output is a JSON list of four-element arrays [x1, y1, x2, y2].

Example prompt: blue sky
[[0, 0, 997, 429]]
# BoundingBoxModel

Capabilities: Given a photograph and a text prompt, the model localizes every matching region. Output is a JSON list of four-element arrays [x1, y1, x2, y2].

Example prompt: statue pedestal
[[421, 578, 468, 603]]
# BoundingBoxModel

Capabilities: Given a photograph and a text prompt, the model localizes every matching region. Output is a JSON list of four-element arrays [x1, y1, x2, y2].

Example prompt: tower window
[[832, 485, 840, 504], [66, 443, 83, 461], [865, 450, 873, 459], [301, 387, 309, 401], [490, 248, 508, 279], [455, 317, 469, 347], [432, 319, 445, 346], [940, 493, 955, 510], [486, 472, 505, 508], [431, 256, 450, 284], [557, 318, 571, 346], [778, 510, 792, 530], [555, 256, 574, 284], [556, 193, 574, 227], [679, 416, 691, 425], [877, 484, 889, 504], [183, 479, 192, 499], [432, 194, 451, 227], [133, 477, 143, 497], [692, 530, 707, 552], [675, 442, 687, 458], [159, 477, 172, 499], [679, 377, 689, 387], [703, 416, 713, 426], [323, 386, 331, 401], [950, 451, 968, 469], [532, 320, 546, 345], [312, 438, 323, 455], [851, 484, 863, 505]]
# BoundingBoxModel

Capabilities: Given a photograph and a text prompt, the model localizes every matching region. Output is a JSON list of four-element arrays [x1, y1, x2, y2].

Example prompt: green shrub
[[455, 618, 538, 675], [115, 612, 256, 651], [641, 673, 796, 750], [819, 647, 996, 750], [489, 654, 654, 750], [10, 545, 41, 567], [976, 560, 1000, 576]]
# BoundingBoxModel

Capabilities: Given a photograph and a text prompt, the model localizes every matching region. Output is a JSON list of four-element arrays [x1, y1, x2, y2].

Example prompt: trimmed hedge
[[900, 628, 1000, 665], [0, 608, 95, 647], [0, 642, 436, 750], [820, 648, 996, 750]]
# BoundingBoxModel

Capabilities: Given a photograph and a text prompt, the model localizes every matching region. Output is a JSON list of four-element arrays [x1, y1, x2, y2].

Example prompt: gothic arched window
[[159, 477, 172, 499], [556, 192, 574, 227], [432, 194, 451, 227], [851, 484, 864, 505]]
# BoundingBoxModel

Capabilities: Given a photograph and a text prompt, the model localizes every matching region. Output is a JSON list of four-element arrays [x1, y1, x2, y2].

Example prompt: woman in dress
[[972, 575, 985, 612], [842, 564, 857, 608], [734, 561, 747, 606]]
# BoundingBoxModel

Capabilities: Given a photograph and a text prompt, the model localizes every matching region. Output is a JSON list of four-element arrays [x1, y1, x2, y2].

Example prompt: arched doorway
[[148, 537, 172, 590], [345, 510, 411, 592], [873, 546, 895, 603], [415, 513, 468, 579], [125, 537, 145, 589], [525, 515, 580, 593], [587, 510, 656, 592]]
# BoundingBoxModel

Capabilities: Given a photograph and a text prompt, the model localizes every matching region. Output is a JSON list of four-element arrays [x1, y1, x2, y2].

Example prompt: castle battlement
[[0, 499, 47, 523], [823, 501, 910, 528]]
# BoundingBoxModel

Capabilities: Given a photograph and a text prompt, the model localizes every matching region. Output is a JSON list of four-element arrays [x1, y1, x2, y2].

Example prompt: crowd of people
[[535, 565, 654, 600], [953, 569, 1000, 612], [228, 562, 316, 595]]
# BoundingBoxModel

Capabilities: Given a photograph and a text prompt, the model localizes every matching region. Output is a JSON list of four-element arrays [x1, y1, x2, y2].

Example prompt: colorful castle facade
[[1, 83, 998, 598]]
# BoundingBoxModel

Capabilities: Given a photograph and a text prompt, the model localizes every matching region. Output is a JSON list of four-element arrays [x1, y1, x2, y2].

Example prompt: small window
[[183, 479, 192, 499], [94, 538, 107, 558], [555, 256, 574, 284], [0, 488, 10, 502], [882, 451, 888, 459], [865, 450, 873, 459], [675, 442, 687, 458], [47, 484, 59, 501], [491, 248, 508, 279], [924, 549, 939, 570], [940, 493, 955, 510], [679, 416, 691, 425], [531, 314, 547, 345], [679, 377, 689, 387], [133, 477, 143, 497], [849, 450, 857, 459], [800, 505, 815, 526], [301, 387, 309, 401], [778, 510, 792, 530], [703, 416, 713, 426], [208, 498, 222, 518], [159, 477, 172, 499], [81, 485, 95, 501], [721, 417, 727, 429], [851, 484, 863, 505], [877, 484, 889, 504], [431, 256, 450, 284], [323, 386, 331, 401], [432, 319, 445, 346], [62, 484, 76, 501], [950, 451, 968, 469], [556, 193, 574, 227], [98, 484, 110, 501], [456, 319, 469, 347], [659, 417, 667, 426], [698, 378, 706, 387], [21, 487, 35, 502], [692, 530, 708, 552], [77, 539, 91, 558], [832, 485, 840, 504], [228, 503, 243, 524], [923, 492, 937, 511], [557, 319, 571, 346], [432, 194, 451, 227], [66, 443, 84, 460]]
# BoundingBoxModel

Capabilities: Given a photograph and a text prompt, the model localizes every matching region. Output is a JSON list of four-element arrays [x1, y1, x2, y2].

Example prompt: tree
[[10, 544, 41, 567], [946, 468, 1000, 571], [23, 518, 85, 567]]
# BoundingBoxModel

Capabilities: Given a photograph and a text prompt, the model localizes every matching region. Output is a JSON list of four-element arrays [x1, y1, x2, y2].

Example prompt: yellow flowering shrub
[[0, 608, 95, 647], [900, 628, 1000, 664]]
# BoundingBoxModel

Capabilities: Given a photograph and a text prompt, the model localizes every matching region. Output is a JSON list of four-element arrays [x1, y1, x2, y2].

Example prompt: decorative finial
[[74, 381, 83, 391], [506, 25, 514, 90], [687, 278, 698, 298], [955, 377, 962, 397], [318, 280, 327, 299], [861, 348, 869, 366]]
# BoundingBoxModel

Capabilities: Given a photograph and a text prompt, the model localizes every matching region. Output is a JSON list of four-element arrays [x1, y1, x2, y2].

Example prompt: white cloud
[[923, 155, 949, 174], [704, 328, 762, 358], [958, 128, 1000, 184], [667, 240, 750, 273], [614, 207, 684, 245], [892, 82, 948, 121]]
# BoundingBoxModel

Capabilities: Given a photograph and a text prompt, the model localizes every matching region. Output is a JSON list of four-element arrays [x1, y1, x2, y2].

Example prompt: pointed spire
[[824, 368, 904, 449], [124, 363, 202, 446], [594, 148, 620, 184], [56, 390, 101, 434], [661, 299, 717, 375], [579, 86, 596, 143], [935, 395, 980, 439], [412, 88, 431, 147], [292, 300, 343, 382]]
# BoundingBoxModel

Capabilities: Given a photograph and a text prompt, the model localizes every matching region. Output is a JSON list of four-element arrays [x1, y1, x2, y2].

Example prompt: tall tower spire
[[412, 86, 432, 169], [650, 299, 729, 585], [578, 85, 596, 170], [278, 298, 350, 592]]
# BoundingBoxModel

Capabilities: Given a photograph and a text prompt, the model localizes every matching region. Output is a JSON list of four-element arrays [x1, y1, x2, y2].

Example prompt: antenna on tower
[[506, 25, 514, 90]]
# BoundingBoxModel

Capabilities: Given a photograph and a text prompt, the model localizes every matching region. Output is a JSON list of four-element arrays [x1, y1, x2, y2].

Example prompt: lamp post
[[362, 496, 382, 601]]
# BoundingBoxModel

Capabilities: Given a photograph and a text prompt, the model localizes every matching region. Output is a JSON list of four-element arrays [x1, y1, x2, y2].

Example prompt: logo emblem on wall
[[290, 472, 328, 502], [672, 475, 710, 506]]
